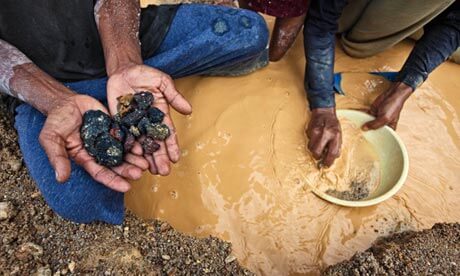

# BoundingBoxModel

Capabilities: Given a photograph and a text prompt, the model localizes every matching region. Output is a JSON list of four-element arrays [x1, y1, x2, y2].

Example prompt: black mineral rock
[[141, 137, 161, 155], [81, 111, 124, 167], [133, 91, 154, 110], [146, 123, 170, 140], [80, 91, 171, 166], [147, 107, 165, 124]]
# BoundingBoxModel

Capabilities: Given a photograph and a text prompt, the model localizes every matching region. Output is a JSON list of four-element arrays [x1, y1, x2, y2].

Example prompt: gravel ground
[[324, 223, 460, 275], [0, 97, 252, 275]]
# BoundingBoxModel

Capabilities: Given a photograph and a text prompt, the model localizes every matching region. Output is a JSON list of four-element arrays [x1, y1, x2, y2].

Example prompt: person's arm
[[0, 39, 143, 191], [94, 0, 192, 176], [364, 8, 460, 130], [303, 0, 348, 167], [0, 39, 73, 115]]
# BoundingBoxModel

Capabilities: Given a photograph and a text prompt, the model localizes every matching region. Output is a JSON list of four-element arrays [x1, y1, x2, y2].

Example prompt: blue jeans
[[14, 4, 268, 224]]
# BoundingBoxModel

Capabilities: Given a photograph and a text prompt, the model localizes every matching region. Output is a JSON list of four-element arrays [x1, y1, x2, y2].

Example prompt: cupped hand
[[106, 64, 192, 176], [362, 82, 413, 130], [306, 107, 342, 167], [39, 94, 146, 192]]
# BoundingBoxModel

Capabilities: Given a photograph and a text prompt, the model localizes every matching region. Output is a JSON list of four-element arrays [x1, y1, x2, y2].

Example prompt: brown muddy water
[[126, 17, 460, 276]]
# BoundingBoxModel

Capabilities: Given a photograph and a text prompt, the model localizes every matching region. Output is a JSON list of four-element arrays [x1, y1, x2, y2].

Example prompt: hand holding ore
[[362, 82, 413, 130], [106, 64, 192, 176], [39, 94, 144, 192], [306, 107, 342, 168]]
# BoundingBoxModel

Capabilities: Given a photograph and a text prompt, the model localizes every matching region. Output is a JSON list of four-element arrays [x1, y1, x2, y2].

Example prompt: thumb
[[39, 130, 72, 183], [362, 116, 388, 131]]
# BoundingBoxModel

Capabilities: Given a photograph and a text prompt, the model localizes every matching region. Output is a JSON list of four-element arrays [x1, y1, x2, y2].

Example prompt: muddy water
[[126, 18, 460, 275], [309, 118, 380, 199]]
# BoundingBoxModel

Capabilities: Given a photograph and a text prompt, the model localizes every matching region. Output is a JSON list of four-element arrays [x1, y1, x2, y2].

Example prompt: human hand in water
[[39, 94, 145, 192], [106, 64, 192, 176], [363, 82, 413, 130], [306, 107, 342, 167]]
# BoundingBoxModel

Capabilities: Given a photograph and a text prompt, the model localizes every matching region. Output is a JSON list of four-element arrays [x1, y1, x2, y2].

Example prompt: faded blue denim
[[14, 4, 268, 224]]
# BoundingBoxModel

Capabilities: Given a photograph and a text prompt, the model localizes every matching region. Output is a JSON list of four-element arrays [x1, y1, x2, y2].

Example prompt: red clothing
[[246, 0, 308, 18]]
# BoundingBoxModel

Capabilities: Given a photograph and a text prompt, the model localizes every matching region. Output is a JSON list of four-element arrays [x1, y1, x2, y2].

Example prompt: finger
[[159, 76, 192, 115], [81, 160, 131, 192], [151, 93, 181, 164], [307, 127, 322, 150], [131, 141, 143, 156], [310, 132, 330, 160], [362, 116, 388, 131], [145, 154, 158, 175], [39, 130, 72, 183], [153, 141, 171, 176], [389, 119, 398, 130], [112, 163, 143, 180], [162, 115, 180, 163], [323, 136, 341, 167], [124, 153, 149, 171]]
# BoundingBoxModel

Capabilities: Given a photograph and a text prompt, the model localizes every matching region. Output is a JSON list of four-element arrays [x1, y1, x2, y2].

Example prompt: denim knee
[[236, 10, 269, 55]]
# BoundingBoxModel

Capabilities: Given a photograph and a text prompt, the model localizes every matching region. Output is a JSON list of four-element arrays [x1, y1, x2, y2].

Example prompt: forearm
[[397, 9, 460, 90], [303, 0, 348, 110], [0, 39, 74, 115], [95, 0, 143, 76]]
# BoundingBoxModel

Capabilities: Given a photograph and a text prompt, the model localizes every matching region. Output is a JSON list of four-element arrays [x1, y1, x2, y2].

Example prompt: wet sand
[[126, 16, 460, 275]]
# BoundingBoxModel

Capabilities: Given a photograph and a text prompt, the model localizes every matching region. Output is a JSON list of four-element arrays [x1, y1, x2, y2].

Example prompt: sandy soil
[[324, 223, 460, 275]]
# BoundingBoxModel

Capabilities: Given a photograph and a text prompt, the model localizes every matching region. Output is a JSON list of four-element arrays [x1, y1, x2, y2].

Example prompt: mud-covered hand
[[39, 94, 145, 192], [106, 64, 192, 176], [363, 82, 414, 130], [306, 107, 342, 167]]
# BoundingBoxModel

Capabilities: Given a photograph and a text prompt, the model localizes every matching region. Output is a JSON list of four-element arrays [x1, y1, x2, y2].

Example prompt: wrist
[[10, 63, 75, 115], [393, 82, 414, 101], [105, 50, 143, 77], [311, 107, 337, 118]]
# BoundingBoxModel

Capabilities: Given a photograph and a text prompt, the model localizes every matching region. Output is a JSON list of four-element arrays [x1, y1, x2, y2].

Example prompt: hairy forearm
[[95, 0, 143, 76], [0, 39, 74, 115]]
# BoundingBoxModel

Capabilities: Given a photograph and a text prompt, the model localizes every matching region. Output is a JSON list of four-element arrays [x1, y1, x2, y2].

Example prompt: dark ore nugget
[[94, 133, 124, 167], [81, 110, 111, 139], [133, 91, 154, 110], [141, 137, 160, 155], [81, 110, 112, 156], [110, 123, 125, 142], [146, 123, 170, 140], [124, 133, 136, 153], [121, 109, 145, 127], [147, 107, 165, 124], [137, 117, 151, 135], [117, 94, 134, 116], [129, 126, 141, 137]]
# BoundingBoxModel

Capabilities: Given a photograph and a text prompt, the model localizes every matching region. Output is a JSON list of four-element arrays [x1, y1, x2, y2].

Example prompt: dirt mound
[[324, 223, 460, 275]]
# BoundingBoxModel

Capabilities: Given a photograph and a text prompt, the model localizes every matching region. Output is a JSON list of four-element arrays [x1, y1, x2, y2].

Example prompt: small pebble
[[225, 255, 237, 264], [162, 254, 171, 260], [17, 242, 44, 257], [7, 159, 22, 172], [0, 201, 13, 220], [68, 261, 76, 273], [35, 266, 52, 276]]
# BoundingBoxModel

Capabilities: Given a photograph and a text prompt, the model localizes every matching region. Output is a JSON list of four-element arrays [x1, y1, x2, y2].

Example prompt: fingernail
[[55, 171, 60, 181]]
